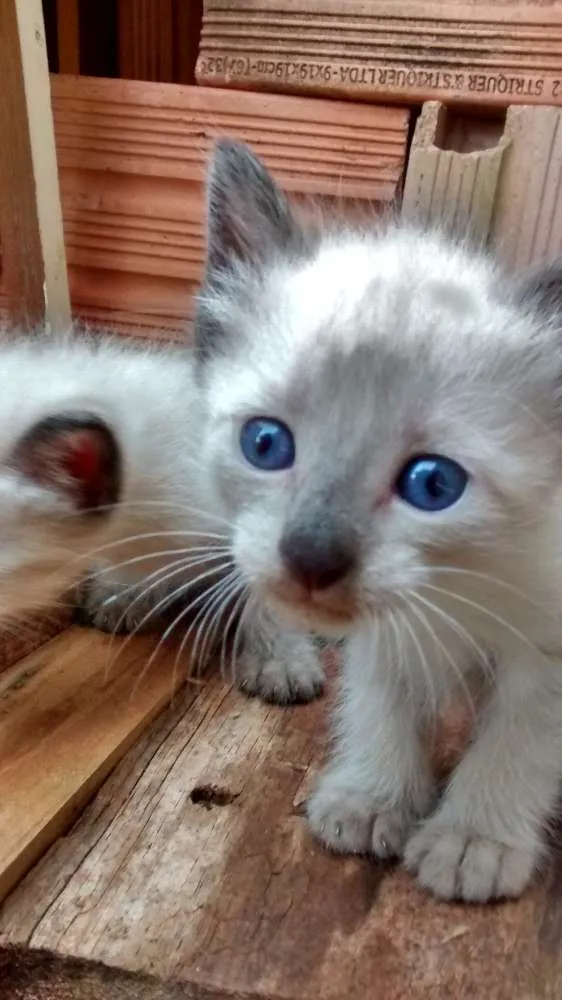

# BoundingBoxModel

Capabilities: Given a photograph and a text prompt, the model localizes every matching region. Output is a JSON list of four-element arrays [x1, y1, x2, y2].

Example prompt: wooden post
[[56, 0, 80, 74], [118, 0, 174, 82], [0, 0, 71, 331]]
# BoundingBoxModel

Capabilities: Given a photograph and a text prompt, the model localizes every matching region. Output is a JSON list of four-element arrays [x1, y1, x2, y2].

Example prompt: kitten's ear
[[512, 259, 562, 317], [204, 137, 301, 278], [9, 412, 121, 513]]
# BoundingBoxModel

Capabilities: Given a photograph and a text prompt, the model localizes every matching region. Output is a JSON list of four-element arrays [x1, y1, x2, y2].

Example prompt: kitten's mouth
[[265, 579, 360, 633]]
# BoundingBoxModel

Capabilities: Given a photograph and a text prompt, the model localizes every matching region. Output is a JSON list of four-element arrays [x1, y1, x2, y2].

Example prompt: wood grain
[[118, 0, 175, 82], [117, 0, 203, 85], [56, 0, 80, 75], [175, 0, 204, 85], [38, 75, 407, 338], [1, 647, 562, 999], [0, 627, 197, 903], [197, 0, 562, 108], [0, 606, 72, 678], [0, 0, 71, 331], [0, 945, 216, 1000]]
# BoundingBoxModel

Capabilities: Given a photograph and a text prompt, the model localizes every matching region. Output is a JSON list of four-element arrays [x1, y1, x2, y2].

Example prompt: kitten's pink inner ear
[[11, 414, 121, 513]]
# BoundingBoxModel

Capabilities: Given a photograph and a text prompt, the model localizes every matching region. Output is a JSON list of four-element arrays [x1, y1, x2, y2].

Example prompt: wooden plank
[[0, 649, 560, 999], [0, 0, 70, 331], [0, 627, 197, 903], [56, 0, 80, 74], [0, 946, 222, 1000], [402, 101, 512, 238], [118, 1, 203, 85], [174, 0, 203, 84], [491, 105, 562, 270], [10, 74, 406, 338], [0, 606, 72, 678], [118, 0, 175, 82], [196, 0, 562, 108]]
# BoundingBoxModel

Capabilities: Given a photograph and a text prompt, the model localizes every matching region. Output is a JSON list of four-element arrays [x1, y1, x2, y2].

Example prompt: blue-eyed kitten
[[193, 137, 562, 902]]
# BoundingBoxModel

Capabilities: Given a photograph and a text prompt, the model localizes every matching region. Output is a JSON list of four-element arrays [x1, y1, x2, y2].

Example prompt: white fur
[[0, 330, 322, 704], [0, 332, 202, 616]]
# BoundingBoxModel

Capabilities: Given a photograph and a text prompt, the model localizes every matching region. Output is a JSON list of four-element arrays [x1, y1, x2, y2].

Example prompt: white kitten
[[0, 330, 322, 704], [193, 137, 562, 902]]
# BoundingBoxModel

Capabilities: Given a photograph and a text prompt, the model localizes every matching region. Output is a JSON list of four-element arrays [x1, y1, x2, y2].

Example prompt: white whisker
[[171, 572, 241, 704], [409, 588, 493, 683], [411, 565, 550, 617], [106, 561, 231, 678], [93, 544, 231, 581], [191, 571, 240, 673], [395, 604, 438, 718], [107, 551, 232, 641], [221, 587, 250, 683], [405, 593, 476, 719], [71, 498, 233, 528], [420, 582, 546, 663], [127, 570, 239, 703]]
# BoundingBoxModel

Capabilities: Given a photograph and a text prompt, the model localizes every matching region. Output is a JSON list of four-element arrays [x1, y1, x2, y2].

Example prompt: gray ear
[[512, 259, 562, 317], [204, 138, 302, 279]]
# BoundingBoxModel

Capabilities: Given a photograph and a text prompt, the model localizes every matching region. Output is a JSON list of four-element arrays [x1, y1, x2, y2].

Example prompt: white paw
[[404, 821, 538, 902], [306, 783, 376, 854], [236, 648, 324, 705], [236, 636, 324, 705], [371, 807, 415, 859], [306, 777, 419, 857]]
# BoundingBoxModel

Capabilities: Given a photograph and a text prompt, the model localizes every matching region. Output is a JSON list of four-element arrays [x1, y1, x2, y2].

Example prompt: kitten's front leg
[[307, 626, 436, 857], [404, 648, 562, 902], [74, 570, 169, 634], [81, 576, 325, 705], [236, 610, 325, 705]]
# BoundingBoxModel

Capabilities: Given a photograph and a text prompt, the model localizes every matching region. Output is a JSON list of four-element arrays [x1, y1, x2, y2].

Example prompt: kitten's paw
[[307, 785, 417, 858], [371, 808, 415, 859], [306, 783, 377, 854], [404, 822, 538, 902], [236, 637, 325, 705], [74, 578, 157, 635]]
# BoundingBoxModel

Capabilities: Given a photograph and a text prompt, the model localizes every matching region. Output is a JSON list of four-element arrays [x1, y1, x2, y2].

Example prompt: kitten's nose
[[280, 527, 357, 592]]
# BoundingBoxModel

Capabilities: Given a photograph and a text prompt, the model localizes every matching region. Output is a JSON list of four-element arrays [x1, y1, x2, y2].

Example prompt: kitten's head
[[0, 401, 121, 617], [194, 138, 562, 636]]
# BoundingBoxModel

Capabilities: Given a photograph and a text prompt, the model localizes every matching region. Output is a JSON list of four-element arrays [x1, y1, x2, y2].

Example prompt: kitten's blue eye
[[396, 455, 468, 512], [240, 417, 295, 471]]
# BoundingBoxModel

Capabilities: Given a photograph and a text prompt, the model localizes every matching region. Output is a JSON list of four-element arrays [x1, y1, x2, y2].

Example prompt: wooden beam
[[0, 0, 70, 331], [0, 606, 72, 678], [174, 0, 203, 84], [0, 655, 557, 1000], [0, 627, 196, 903], [118, 0, 175, 82], [56, 0, 80, 74]]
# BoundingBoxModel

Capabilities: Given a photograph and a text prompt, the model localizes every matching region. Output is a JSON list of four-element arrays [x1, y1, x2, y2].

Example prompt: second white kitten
[[0, 331, 322, 704]]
